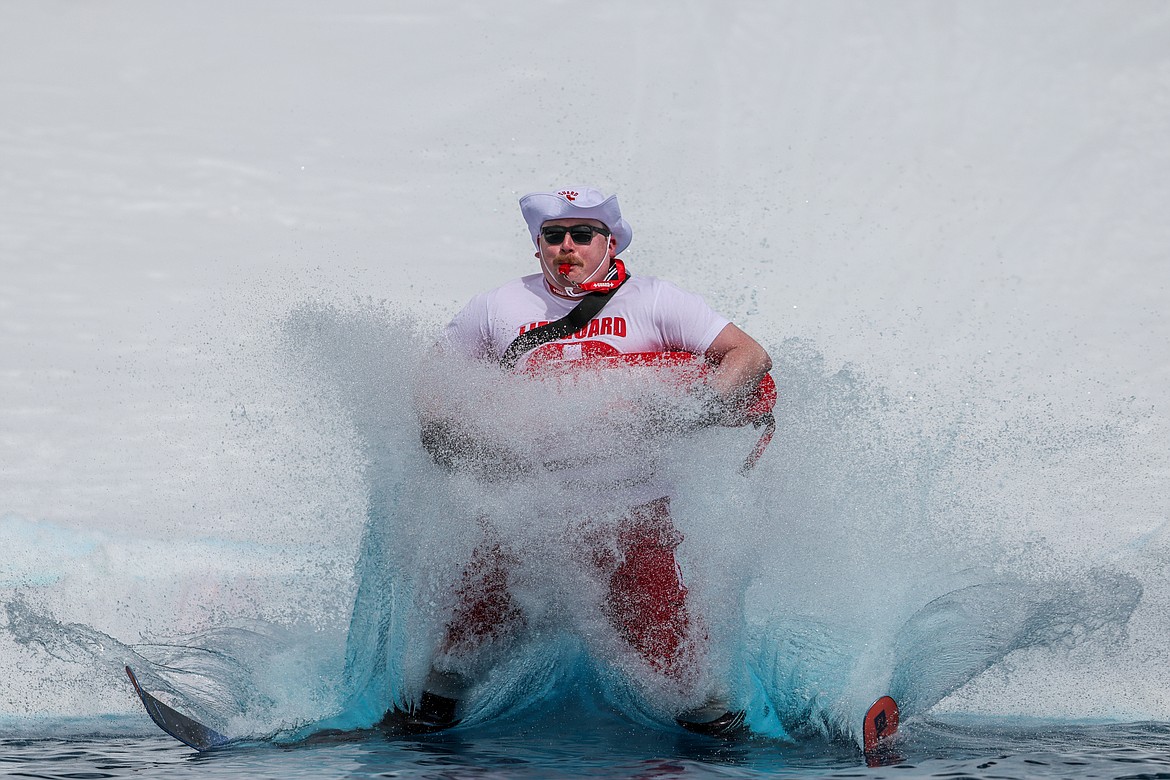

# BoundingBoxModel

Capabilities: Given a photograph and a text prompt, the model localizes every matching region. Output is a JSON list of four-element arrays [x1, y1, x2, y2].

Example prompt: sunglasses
[[540, 224, 611, 245]]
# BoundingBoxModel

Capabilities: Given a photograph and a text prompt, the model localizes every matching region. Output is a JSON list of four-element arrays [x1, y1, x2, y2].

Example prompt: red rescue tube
[[527, 350, 777, 472]]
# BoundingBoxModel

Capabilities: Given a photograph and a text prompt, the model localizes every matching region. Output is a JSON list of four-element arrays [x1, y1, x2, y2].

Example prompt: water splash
[[0, 300, 1154, 744]]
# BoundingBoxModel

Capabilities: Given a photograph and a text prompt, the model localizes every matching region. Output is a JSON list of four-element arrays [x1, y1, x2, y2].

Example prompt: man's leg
[[440, 535, 525, 656], [604, 497, 693, 679], [386, 531, 524, 734], [604, 497, 746, 737]]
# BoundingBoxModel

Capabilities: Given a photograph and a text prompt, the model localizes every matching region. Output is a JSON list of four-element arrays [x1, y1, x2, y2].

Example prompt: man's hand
[[419, 419, 531, 483]]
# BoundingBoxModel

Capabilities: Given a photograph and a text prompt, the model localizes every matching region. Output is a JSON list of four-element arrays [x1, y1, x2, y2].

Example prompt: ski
[[125, 665, 232, 751], [127, 662, 900, 760], [862, 695, 900, 764]]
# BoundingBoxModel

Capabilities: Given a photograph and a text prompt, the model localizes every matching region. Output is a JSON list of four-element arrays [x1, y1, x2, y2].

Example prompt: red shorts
[[441, 497, 694, 678]]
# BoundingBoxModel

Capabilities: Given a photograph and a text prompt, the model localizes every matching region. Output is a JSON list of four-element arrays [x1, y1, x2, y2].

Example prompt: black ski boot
[[379, 690, 461, 735], [676, 708, 747, 738]]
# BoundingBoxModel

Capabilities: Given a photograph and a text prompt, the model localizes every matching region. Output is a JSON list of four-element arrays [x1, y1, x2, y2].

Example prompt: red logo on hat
[[558, 190, 578, 201]]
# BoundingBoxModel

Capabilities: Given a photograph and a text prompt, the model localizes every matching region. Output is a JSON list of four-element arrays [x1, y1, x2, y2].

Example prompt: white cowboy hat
[[519, 187, 633, 255]]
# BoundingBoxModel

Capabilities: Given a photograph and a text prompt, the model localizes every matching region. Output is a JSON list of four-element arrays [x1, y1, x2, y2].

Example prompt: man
[[400, 187, 772, 737]]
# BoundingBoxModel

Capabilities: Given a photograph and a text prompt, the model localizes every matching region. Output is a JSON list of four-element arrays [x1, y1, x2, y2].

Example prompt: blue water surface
[[4, 714, 1170, 779]]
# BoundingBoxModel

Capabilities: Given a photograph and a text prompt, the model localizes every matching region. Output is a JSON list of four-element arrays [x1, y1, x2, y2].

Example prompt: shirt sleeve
[[652, 280, 731, 354], [442, 291, 495, 359]]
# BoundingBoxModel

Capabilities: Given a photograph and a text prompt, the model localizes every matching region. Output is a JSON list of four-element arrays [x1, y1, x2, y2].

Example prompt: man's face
[[538, 218, 617, 286]]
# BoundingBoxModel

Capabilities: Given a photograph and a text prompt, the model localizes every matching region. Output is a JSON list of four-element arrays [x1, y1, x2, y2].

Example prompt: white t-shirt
[[443, 272, 730, 368]]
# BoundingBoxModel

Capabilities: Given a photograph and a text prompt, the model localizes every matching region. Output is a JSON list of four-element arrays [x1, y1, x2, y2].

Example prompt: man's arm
[[414, 339, 531, 483], [704, 323, 773, 406]]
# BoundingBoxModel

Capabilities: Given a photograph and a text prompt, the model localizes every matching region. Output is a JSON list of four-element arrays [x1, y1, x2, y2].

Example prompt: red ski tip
[[863, 695, 899, 754]]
